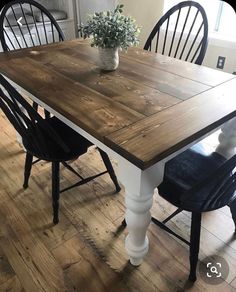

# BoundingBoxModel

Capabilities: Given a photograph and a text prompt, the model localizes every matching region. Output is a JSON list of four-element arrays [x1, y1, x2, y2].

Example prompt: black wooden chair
[[122, 142, 236, 282], [0, 0, 65, 51], [0, 1, 9, 12], [0, 0, 65, 118], [144, 1, 208, 65], [0, 74, 121, 224]]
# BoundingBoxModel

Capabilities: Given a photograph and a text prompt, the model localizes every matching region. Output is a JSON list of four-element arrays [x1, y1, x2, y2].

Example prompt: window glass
[[218, 2, 236, 37], [164, 0, 236, 38]]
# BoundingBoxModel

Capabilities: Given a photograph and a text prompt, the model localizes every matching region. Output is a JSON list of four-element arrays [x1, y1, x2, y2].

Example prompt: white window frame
[[163, 0, 236, 46]]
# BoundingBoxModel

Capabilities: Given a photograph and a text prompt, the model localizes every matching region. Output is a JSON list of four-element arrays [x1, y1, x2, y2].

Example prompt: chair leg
[[229, 199, 236, 233], [44, 109, 50, 119], [23, 152, 33, 189], [52, 162, 60, 224], [33, 101, 50, 119], [189, 212, 202, 282], [121, 218, 127, 227], [98, 149, 121, 192], [162, 208, 183, 223], [32, 101, 38, 111]]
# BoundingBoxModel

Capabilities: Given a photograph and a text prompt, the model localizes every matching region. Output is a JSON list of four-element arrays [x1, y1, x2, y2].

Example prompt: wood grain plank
[[106, 78, 236, 169], [48, 44, 211, 100], [14, 181, 79, 251], [0, 246, 15, 286], [123, 47, 234, 87], [0, 39, 230, 95], [0, 57, 144, 140], [1, 39, 231, 91], [0, 275, 25, 292], [0, 40, 211, 101], [118, 57, 211, 100], [0, 39, 82, 62], [29, 49, 181, 116], [52, 235, 129, 292], [0, 190, 66, 292]]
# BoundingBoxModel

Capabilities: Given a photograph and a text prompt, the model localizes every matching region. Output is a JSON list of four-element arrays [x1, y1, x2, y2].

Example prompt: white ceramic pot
[[98, 47, 119, 71]]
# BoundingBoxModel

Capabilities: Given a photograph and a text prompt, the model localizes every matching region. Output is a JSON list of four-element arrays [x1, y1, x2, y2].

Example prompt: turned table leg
[[117, 158, 165, 265], [125, 191, 153, 265], [216, 117, 236, 158]]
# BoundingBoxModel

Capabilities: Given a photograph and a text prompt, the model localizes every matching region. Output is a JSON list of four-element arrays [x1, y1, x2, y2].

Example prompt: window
[[164, 0, 236, 39]]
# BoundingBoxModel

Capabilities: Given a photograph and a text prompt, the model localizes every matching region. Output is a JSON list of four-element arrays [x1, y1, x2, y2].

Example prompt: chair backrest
[[144, 1, 208, 65], [0, 0, 65, 52], [0, 74, 69, 158], [0, 1, 9, 12], [181, 153, 236, 212]]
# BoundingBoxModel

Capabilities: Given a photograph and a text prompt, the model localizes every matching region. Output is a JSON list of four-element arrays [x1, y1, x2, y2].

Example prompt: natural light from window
[[164, 0, 236, 40]]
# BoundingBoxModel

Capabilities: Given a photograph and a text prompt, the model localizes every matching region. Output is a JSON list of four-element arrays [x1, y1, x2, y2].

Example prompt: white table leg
[[216, 117, 236, 158], [117, 158, 165, 265], [125, 190, 153, 265]]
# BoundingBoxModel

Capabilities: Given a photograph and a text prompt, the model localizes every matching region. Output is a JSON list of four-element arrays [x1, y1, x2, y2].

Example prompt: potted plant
[[82, 4, 140, 71]]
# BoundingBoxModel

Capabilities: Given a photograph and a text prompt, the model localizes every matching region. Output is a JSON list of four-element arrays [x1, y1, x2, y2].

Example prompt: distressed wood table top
[[0, 39, 235, 169]]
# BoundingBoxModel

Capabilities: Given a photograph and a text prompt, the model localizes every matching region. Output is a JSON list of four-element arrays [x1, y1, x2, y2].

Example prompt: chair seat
[[23, 116, 93, 161], [158, 142, 228, 211]]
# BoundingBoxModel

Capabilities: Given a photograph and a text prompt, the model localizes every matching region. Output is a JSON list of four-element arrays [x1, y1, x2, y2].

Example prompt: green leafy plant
[[82, 4, 140, 49]]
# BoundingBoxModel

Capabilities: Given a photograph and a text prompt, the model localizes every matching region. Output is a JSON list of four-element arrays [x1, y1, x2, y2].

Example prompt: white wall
[[121, 0, 236, 73], [121, 0, 164, 46], [203, 39, 236, 73], [35, 0, 75, 19], [78, 0, 118, 24]]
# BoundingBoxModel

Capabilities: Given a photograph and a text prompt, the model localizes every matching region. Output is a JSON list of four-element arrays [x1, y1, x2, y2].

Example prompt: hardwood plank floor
[[0, 111, 235, 292]]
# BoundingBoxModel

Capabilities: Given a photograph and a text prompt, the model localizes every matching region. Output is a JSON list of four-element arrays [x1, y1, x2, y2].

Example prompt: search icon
[[200, 255, 229, 285], [210, 266, 218, 274]]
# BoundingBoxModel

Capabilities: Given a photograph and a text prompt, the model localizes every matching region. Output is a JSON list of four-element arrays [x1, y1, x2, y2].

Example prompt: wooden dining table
[[0, 39, 236, 266]]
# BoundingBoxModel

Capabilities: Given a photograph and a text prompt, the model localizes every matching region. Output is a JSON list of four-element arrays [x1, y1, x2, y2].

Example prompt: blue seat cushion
[[158, 142, 227, 210]]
